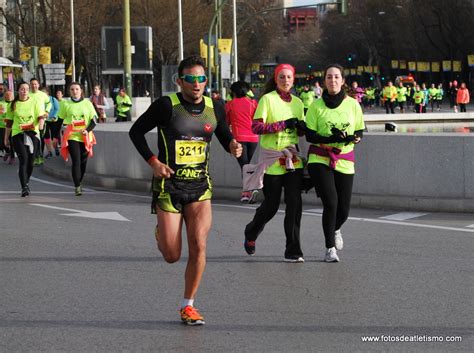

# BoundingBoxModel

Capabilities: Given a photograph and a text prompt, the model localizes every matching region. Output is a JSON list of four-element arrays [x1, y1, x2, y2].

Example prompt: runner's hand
[[151, 160, 174, 179], [229, 139, 242, 158]]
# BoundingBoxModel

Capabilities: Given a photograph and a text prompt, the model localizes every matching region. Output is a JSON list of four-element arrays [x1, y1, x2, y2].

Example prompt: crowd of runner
[[1, 55, 471, 326]]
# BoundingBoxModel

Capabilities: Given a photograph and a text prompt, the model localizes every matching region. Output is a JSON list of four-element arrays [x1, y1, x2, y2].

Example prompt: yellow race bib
[[175, 140, 207, 165]]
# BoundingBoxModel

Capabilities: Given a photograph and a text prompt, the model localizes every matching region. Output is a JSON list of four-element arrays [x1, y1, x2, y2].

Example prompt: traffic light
[[370, 75, 374, 81], [347, 54, 353, 62], [308, 64, 313, 70]]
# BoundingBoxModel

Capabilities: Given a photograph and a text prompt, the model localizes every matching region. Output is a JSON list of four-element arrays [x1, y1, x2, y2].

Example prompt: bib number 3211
[[175, 140, 207, 165]]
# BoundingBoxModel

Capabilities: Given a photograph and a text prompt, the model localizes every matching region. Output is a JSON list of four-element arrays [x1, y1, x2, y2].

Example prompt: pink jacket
[[456, 88, 470, 104], [225, 97, 258, 143]]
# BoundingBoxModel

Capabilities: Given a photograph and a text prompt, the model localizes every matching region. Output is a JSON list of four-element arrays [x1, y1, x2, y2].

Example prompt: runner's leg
[[156, 208, 184, 263], [182, 200, 211, 300]]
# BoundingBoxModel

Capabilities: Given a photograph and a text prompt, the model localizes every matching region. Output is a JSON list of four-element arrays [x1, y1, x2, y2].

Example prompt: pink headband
[[274, 64, 295, 82]]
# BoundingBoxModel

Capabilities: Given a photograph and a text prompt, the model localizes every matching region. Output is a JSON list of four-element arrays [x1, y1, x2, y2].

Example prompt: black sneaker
[[21, 187, 30, 197], [55, 147, 60, 156], [244, 239, 255, 255]]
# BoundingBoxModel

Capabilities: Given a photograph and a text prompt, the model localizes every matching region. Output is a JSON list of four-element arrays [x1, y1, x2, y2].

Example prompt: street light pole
[[70, 0, 76, 82], [123, 0, 132, 97], [178, 0, 184, 61], [232, 0, 238, 82], [207, 0, 229, 94]]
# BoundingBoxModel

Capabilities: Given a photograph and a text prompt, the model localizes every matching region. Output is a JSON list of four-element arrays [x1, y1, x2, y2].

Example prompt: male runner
[[129, 56, 242, 325]]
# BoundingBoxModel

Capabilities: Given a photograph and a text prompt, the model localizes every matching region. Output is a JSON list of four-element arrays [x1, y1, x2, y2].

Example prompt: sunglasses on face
[[180, 74, 207, 84]]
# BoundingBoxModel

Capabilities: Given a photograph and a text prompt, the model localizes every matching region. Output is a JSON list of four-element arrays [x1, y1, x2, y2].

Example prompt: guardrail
[[70, 120, 474, 213]]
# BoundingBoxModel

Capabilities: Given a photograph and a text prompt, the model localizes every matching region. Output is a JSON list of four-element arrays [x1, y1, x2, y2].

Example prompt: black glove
[[284, 118, 299, 129], [296, 120, 307, 131]]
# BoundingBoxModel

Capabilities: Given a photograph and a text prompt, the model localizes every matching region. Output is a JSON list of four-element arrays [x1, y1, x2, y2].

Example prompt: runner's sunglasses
[[180, 74, 207, 84]]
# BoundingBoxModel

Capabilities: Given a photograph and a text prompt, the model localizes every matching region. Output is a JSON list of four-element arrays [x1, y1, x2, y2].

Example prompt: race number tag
[[20, 123, 35, 131], [175, 140, 207, 165], [72, 120, 86, 128]]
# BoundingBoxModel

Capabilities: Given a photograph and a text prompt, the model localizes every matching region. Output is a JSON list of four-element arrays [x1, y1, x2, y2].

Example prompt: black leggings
[[0, 128, 11, 153], [68, 140, 89, 187], [236, 141, 258, 170], [12, 133, 39, 188], [44, 120, 63, 141], [308, 163, 354, 249], [385, 101, 395, 114], [245, 170, 303, 257]]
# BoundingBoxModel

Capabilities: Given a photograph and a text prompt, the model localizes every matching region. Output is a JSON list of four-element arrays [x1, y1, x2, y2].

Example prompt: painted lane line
[[29, 176, 94, 190], [213, 204, 474, 234], [380, 212, 428, 221], [27, 176, 150, 199], [468, 224, 474, 228], [305, 208, 323, 213], [348, 216, 474, 234], [0, 191, 81, 194], [29, 203, 130, 222]]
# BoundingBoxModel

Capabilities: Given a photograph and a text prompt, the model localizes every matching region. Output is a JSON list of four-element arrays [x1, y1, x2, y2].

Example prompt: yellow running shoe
[[180, 305, 205, 325]]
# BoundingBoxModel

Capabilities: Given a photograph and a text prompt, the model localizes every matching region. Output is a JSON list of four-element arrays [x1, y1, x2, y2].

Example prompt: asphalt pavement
[[0, 158, 473, 353]]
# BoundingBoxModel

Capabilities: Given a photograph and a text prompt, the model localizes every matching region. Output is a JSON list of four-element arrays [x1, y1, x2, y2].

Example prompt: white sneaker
[[284, 256, 305, 263], [240, 191, 250, 203], [325, 247, 340, 262], [335, 229, 343, 250], [248, 190, 259, 204]]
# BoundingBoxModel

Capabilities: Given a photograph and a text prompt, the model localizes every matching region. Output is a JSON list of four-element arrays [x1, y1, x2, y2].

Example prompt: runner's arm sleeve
[[213, 100, 232, 153], [129, 97, 172, 161], [86, 119, 96, 132], [251, 119, 287, 134]]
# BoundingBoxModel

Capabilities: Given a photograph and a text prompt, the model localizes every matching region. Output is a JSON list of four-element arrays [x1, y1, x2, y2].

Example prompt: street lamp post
[[123, 0, 132, 97], [207, 0, 229, 94], [232, 0, 238, 81], [70, 0, 76, 82], [178, 0, 184, 61]]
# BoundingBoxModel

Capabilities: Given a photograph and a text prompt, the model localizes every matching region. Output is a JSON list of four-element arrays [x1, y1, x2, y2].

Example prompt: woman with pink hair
[[243, 64, 306, 262]]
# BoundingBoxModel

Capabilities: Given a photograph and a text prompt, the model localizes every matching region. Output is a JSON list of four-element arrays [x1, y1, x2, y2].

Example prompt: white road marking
[[4, 176, 472, 233], [29, 203, 130, 222], [213, 203, 474, 234], [0, 191, 79, 194], [380, 212, 428, 221], [29, 176, 80, 190], [305, 208, 323, 213]]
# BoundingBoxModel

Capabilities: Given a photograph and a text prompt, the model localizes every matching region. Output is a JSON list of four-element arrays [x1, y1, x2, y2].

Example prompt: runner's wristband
[[147, 155, 158, 166]]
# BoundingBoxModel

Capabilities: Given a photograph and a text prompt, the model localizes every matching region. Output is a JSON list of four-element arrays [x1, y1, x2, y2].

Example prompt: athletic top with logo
[[305, 96, 365, 174], [116, 94, 132, 115], [0, 99, 10, 128], [413, 90, 424, 104], [57, 98, 70, 120], [300, 90, 315, 109], [129, 92, 233, 193], [253, 90, 304, 175], [60, 98, 97, 142], [5, 98, 44, 137], [383, 86, 397, 102], [29, 90, 51, 114], [396, 87, 407, 102]]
